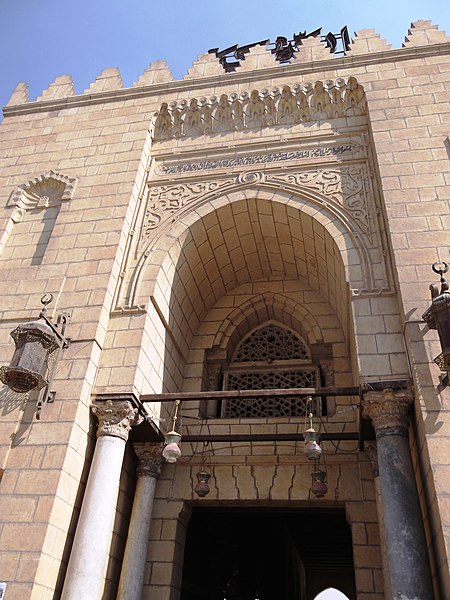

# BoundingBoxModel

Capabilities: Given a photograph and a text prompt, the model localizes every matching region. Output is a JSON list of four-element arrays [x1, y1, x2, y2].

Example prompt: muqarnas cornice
[[8, 170, 78, 223], [152, 77, 367, 141]]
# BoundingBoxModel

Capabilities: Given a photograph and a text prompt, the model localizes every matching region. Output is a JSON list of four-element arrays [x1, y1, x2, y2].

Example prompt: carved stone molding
[[139, 179, 234, 242], [140, 165, 371, 244], [112, 160, 390, 310], [361, 388, 413, 436], [363, 442, 379, 477], [152, 77, 367, 141], [133, 442, 164, 478], [157, 142, 365, 176], [269, 168, 371, 239], [91, 400, 142, 442], [8, 170, 77, 223]]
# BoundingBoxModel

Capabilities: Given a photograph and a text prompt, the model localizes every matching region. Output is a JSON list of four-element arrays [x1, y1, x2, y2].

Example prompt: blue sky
[[0, 0, 449, 111]]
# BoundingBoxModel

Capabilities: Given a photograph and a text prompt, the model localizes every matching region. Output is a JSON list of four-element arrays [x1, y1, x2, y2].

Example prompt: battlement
[[3, 20, 449, 114]]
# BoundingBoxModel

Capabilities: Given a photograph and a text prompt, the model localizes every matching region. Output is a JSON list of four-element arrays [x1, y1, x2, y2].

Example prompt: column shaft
[[61, 400, 141, 600], [377, 432, 433, 599], [62, 435, 126, 600], [363, 388, 434, 600], [117, 476, 157, 599], [117, 443, 163, 600]]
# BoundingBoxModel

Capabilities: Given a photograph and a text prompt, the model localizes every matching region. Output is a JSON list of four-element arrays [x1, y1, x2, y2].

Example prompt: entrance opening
[[181, 507, 356, 600]]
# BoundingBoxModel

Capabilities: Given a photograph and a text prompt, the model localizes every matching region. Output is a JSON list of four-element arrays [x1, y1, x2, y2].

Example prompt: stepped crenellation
[[4, 20, 449, 108]]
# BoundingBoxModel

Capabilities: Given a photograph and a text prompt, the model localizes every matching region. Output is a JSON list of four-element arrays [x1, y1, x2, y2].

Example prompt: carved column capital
[[362, 387, 413, 438], [133, 443, 164, 478], [91, 400, 142, 442]]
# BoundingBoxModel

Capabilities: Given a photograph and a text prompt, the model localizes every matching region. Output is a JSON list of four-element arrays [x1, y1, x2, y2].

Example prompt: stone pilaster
[[117, 443, 164, 600], [61, 401, 141, 600], [362, 388, 434, 600]]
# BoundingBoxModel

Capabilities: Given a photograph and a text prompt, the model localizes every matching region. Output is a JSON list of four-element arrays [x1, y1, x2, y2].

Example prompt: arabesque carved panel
[[139, 166, 372, 246]]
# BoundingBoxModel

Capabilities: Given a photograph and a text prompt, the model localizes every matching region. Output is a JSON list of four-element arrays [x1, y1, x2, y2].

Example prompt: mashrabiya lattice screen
[[222, 324, 320, 418]]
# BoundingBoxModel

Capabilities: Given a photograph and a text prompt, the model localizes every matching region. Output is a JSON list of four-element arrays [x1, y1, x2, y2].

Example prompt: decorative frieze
[[152, 77, 367, 141], [91, 400, 142, 442], [133, 443, 164, 478], [157, 142, 364, 175], [140, 166, 371, 243]]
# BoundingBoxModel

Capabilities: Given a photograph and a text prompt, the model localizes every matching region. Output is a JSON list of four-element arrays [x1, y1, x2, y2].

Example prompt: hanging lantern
[[162, 399, 182, 463], [422, 262, 450, 371], [162, 430, 182, 463], [194, 471, 211, 497], [310, 468, 328, 498], [303, 398, 322, 460], [304, 427, 322, 460]]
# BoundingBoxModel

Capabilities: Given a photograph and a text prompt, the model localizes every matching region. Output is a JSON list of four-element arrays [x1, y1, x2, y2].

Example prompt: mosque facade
[[0, 19, 449, 600]]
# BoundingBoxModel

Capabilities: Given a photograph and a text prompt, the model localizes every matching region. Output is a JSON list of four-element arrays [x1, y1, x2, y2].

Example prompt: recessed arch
[[210, 292, 336, 357], [124, 182, 379, 311]]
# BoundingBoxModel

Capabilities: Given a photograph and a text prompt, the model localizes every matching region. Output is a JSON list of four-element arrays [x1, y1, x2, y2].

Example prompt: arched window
[[221, 322, 323, 418], [314, 588, 351, 600]]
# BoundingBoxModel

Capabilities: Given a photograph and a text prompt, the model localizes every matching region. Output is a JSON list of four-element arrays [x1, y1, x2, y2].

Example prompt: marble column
[[362, 388, 434, 600], [61, 400, 141, 600], [364, 442, 391, 599], [117, 443, 163, 600]]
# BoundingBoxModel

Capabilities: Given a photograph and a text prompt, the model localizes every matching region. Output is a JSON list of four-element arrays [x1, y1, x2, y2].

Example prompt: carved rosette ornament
[[133, 443, 164, 478], [91, 400, 142, 442], [361, 388, 413, 438]]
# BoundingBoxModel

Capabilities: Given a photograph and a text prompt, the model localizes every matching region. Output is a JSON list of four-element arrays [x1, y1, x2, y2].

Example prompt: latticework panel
[[234, 325, 309, 362], [222, 368, 319, 418]]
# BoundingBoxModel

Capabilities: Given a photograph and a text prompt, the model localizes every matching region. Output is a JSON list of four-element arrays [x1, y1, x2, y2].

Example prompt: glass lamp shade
[[304, 428, 322, 460], [194, 471, 211, 497], [162, 430, 182, 463], [311, 470, 328, 498]]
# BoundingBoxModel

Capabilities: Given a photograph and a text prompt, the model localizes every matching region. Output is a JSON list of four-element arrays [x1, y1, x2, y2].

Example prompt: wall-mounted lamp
[[162, 399, 182, 463], [0, 294, 70, 418], [422, 262, 450, 371]]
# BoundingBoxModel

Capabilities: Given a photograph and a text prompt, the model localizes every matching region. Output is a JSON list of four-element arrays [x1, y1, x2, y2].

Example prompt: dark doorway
[[181, 507, 356, 600]]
